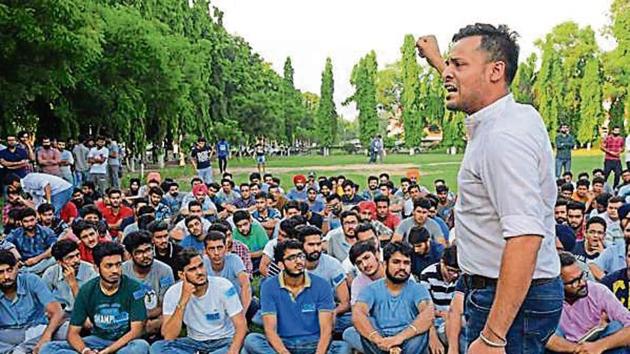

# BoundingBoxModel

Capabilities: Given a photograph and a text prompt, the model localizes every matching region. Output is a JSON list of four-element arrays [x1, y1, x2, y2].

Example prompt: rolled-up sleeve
[[481, 132, 547, 238]]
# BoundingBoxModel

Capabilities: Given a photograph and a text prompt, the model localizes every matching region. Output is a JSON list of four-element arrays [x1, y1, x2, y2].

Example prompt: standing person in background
[[625, 131, 630, 171], [0, 135, 30, 178], [87, 136, 109, 194], [417, 23, 563, 353], [376, 135, 385, 163], [190, 137, 213, 185], [37, 137, 62, 177], [107, 137, 121, 188], [601, 126, 625, 190], [58, 141, 74, 185], [254, 140, 266, 174], [555, 124, 575, 178], [72, 136, 90, 187], [17, 130, 36, 173], [216, 138, 230, 174]]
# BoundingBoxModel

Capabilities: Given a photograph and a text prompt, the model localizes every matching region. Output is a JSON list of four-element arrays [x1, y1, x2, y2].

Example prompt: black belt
[[462, 274, 556, 290]]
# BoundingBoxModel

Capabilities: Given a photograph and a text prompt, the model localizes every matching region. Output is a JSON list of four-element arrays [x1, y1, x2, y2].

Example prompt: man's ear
[[488, 61, 507, 84]]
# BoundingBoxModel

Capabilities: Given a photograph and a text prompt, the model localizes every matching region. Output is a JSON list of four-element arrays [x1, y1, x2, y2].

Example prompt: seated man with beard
[[352, 242, 434, 354], [546, 252, 630, 354]]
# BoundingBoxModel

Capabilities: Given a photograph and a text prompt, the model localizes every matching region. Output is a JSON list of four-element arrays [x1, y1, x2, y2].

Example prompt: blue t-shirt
[[357, 278, 431, 336], [260, 272, 335, 342], [308, 199, 326, 214], [180, 235, 205, 252], [216, 141, 230, 158], [204, 253, 246, 294], [191, 146, 212, 170], [0, 147, 29, 178], [287, 188, 308, 202], [0, 273, 54, 329], [6, 225, 57, 259], [410, 241, 445, 277]]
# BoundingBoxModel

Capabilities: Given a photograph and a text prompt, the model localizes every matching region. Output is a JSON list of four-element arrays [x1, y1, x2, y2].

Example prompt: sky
[[212, 0, 615, 120]]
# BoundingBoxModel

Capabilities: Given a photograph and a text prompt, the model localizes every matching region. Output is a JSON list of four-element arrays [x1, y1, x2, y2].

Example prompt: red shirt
[[100, 206, 133, 238], [60, 202, 78, 224], [378, 212, 401, 231], [603, 135, 624, 161]]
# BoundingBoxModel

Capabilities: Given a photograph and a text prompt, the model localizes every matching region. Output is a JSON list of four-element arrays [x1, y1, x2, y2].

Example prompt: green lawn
[[125, 150, 609, 192]]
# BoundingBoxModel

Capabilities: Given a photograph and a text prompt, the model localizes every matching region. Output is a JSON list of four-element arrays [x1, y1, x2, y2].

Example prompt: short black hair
[[185, 215, 201, 227], [280, 216, 306, 239], [560, 183, 574, 192], [576, 179, 590, 189], [355, 222, 376, 237], [37, 203, 55, 215], [80, 205, 102, 219], [0, 250, 17, 267], [441, 245, 458, 268], [137, 205, 155, 217], [586, 216, 607, 232], [340, 210, 359, 224], [138, 214, 155, 230], [274, 239, 303, 264], [592, 177, 606, 186], [3, 173, 20, 186], [558, 251, 577, 268], [408, 226, 430, 244], [368, 175, 379, 183], [52, 239, 79, 261], [174, 248, 202, 274], [72, 220, 97, 238], [326, 193, 341, 203], [555, 199, 569, 208], [413, 198, 432, 211], [379, 173, 390, 180], [148, 186, 164, 197], [233, 210, 250, 224], [596, 193, 612, 209], [349, 240, 378, 266], [123, 230, 153, 253], [93, 242, 125, 267], [383, 241, 413, 263], [187, 200, 202, 210], [204, 230, 227, 245], [374, 194, 390, 205], [567, 201, 586, 213], [452, 23, 520, 85], [20, 208, 37, 221], [208, 222, 230, 235], [147, 220, 169, 234], [255, 191, 268, 200], [284, 201, 300, 213], [249, 172, 261, 181], [296, 225, 322, 243]]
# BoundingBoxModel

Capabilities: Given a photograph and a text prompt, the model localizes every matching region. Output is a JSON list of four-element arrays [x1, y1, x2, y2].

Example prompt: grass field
[[126, 149, 609, 192]]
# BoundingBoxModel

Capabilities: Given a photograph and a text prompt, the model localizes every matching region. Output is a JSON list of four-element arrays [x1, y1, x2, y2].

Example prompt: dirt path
[[226, 161, 461, 175]]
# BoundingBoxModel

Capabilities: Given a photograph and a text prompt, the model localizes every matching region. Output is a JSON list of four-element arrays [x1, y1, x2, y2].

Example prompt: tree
[[316, 57, 337, 149], [400, 34, 423, 152], [577, 57, 603, 144], [512, 53, 537, 105], [349, 51, 379, 146]]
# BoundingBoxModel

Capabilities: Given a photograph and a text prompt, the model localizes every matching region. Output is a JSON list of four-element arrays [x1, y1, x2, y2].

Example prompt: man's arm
[[416, 35, 446, 74], [34, 301, 65, 354], [353, 302, 386, 350], [100, 321, 144, 354], [333, 282, 351, 316], [545, 334, 578, 352], [382, 300, 434, 348], [227, 312, 247, 354], [25, 248, 52, 266], [262, 314, 291, 354], [446, 292, 465, 354], [67, 325, 91, 353], [474, 236, 542, 348], [587, 326, 630, 352], [238, 271, 252, 311], [315, 311, 334, 354]]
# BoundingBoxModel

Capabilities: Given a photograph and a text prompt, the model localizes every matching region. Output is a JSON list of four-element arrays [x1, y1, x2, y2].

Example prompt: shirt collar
[[464, 93, 514, 139], [278, 271, 312, 292]]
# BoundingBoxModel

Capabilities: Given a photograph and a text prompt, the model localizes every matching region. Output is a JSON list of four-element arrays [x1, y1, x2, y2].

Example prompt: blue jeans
[[41, 335, 149, 354], [550, 321, 629, 354], [462, 277, 563, 354], [197, 166, 213, 185], [151, 336, 232, 354], [51, 187, 73, 218], [342, 326, 364, 353], [244, 333, 350, 354], [334, 312, 353, 335], [555, 157, 571, 178], [360, 332, 428, 354]]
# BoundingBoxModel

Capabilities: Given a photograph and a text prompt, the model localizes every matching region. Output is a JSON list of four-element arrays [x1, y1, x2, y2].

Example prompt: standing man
[[191, 137, 213, 185], [555, 124, 576, 178], [57, 141, 74, 184], [417, 24, 563, 352], [37, 137, 62, 177], [216, 138, 230, 174], [601, 126, 625, 189], [0, 135, 30, 178], [254, 140, 266, 174], [72, 136, 90, 187], [107, 137, 121, 188], [87, 136, 109, 194]]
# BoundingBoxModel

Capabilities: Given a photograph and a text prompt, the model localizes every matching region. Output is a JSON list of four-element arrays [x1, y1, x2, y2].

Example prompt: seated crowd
[[0, 166, 629, 354]]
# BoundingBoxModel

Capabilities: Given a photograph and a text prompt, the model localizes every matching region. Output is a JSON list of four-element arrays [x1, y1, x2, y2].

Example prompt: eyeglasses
[[445, 266, 460, 275], [283, 253, 306, 262], [563, 271, 586, 287]]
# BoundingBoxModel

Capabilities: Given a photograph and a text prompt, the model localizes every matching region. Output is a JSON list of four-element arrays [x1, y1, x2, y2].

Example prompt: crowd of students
[[1, 134, 629, 353]]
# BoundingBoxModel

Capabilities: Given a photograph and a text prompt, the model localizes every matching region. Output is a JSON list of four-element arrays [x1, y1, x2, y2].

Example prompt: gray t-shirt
[[72, 144, 90, 172], [122, 259, 175, 311], [309, 254, 346, 292], [108, 142, 120, 166], [203, 253, 246, 294], [42, 261, 98, 312], [326, 228, 353, 263], [395, 217, 444, 243]]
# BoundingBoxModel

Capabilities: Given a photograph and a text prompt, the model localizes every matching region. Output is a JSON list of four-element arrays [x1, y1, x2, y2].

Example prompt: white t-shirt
[[88, 147, 109, 174], [625, 136, 630, 162], [163, 276, 243, 341]]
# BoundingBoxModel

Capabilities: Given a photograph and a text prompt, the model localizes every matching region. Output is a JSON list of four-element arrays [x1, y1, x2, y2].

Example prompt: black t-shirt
[[571, 241, 600, 263], [191, 146, 212, 169], [155, 242, 183, 274], [601, 268, 629, 307]]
